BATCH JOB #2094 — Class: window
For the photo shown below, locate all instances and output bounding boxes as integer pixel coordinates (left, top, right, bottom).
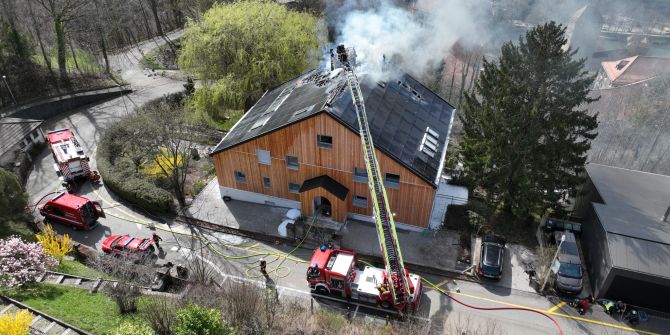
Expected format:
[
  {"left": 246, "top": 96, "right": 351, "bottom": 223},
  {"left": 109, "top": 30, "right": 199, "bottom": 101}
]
[
  {"left": 288, "top": 182, "right": 300, "bottom": 194},
  {"left": 19, "top": 139, "right": 28, "bottom": 149},
  {"left": 250, "top": 116, "right": 270, "bottom": 130},
  {"left": 317, "top": 135, "right": 333, "bottom": 148},
  {"left": 385, "top": 173, "right": 400, "bottom": 188},
  {"left": 257, "top": 149, "right": 271, "bottom": 165},
  {"left": 353, "top": 195, "right": 368, "bottom": 208},
  {"left": 353, "top": 167, "right": 368, "bottom": 183},
  {"left": 263, "top": 176, "right": 271, "bottom": 188},
  {"left": 286, "top": 155, "right": 299, "bottom": 170},
  {"left": 31, "top": 131, "right": 39, "bottom": 139},
  {"left": 234, "top": 171, "right": 246, "bottom": 183}
]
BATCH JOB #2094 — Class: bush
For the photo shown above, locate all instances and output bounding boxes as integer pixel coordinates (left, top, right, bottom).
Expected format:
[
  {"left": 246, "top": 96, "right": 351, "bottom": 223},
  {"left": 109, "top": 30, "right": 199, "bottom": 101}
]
[
  {"left": 36, "top": 224, "right": 73, "bottom": 263},
  {"left": 0, "top": 309, "right": 33, "bottom": 335},
  {"left": 174, "top": 304, "right": 231, "bottom": 335},
  {"left": 0, "top": 236, "right": 57, "bottom": 287},
  {"left": 97, "top": 125, "right": 172, "bottom": 213},
  {"left": 113, "top": 321, "right": 155, "bottom": 335}
]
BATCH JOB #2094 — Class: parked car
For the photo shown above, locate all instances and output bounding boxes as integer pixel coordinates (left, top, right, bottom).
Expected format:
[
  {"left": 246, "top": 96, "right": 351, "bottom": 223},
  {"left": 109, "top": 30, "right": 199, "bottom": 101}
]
[
  {"left": 102, "top": 234, "right": 155, "bottom": 263},
  {"left": 553, "top": 231, "right": 583, "bottom": 294},
  {"left": 478, "top": 235, "right": 506, "bottom": 279}
]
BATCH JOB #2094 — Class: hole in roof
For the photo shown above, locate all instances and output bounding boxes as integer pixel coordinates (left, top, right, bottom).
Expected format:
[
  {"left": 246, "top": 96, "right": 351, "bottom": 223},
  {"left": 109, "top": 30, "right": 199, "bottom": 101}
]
[
  {"left": 419, "top": 127, "right": 440, "bottom": 158},
  {"left": 397, "top": 80, "right": 423, "bottom": 101},
  {"left": 616, "top": 60, "right": 629, "bottom": 70}
]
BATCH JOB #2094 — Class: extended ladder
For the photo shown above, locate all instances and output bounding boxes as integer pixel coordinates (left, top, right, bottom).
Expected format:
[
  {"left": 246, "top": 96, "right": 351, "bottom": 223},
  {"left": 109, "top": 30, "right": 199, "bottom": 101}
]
[{"left": 337, "top": 47, "right": 409, "bottom": 308}]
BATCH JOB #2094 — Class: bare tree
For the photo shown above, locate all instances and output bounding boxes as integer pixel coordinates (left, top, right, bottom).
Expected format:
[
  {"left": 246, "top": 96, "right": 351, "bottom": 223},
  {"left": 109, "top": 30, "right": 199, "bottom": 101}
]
[
  {"left": 87, "top": 254, "right": 154, "bottom": 314},
  {"left": 143, "top": 296, "right": 178, "bottom": 335},
  {"left": 32, "top": 0, "right": 87, "bottom": 86},
  {"left": 133, "top": 95, "right": 197, "bottom": 209}
]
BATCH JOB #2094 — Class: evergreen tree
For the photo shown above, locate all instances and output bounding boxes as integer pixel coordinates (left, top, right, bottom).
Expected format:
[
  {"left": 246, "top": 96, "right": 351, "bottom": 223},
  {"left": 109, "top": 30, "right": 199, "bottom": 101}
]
[{"left": 459, "top": 22, "right": 598, "bottom": 221}]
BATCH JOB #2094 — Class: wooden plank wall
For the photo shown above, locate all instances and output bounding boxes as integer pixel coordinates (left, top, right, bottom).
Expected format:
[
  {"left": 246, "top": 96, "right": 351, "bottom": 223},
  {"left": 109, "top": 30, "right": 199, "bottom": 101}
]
[{"left": 212, "top": 112, "right": 436, "bottom": 228}]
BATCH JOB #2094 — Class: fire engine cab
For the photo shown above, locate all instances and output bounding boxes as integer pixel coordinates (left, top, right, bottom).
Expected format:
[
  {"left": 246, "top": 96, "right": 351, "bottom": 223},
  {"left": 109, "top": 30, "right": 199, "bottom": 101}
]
[
  {"left": 46, "top": 128, "right": 100, "bottom": 191},
  {"left": 307, "top": 246, "right": 422, "bottom": 312},
  {"left": 39, "top": 192, "right": 105, "bottom": 230}
]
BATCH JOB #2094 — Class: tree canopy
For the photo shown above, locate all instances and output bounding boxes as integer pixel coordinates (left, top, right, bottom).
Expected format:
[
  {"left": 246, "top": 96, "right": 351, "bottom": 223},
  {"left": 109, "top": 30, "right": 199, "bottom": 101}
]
[
  {"left": 179, "top": 0, "right": 319, "bottom": 124},
  {"left": 0, "top": 167, "right": 27, "bottom": 220},
  {"left": 459, "top": 22, "right": 598, "bottom": 220}
]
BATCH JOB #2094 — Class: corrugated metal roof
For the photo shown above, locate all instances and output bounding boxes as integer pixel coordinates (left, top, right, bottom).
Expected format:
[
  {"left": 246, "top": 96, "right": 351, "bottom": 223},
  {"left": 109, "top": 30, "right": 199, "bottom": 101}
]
[
  {"left": 587, "top": 163, "right": 670, "bottom": 277},
  {"left": 212, "top": 68, "right": 455, "bottom": 186},
  {"left": 0, "top": 117, "right": 42, "bottom": 156}
]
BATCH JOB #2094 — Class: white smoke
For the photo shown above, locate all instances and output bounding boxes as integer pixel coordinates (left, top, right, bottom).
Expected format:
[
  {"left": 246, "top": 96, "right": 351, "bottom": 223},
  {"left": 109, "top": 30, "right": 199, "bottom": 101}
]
[{"left": 329, "top": 0, "right": 489, "bottom": 81}]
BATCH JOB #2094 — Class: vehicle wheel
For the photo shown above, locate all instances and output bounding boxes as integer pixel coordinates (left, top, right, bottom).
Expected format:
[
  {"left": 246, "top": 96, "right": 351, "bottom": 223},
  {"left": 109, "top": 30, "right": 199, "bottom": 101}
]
[
  {"left": 315, "top": 286, "right": 329, "bottom": 295},
  {"left": 381, "top": 301, "right": 392, "bottom": 309}
]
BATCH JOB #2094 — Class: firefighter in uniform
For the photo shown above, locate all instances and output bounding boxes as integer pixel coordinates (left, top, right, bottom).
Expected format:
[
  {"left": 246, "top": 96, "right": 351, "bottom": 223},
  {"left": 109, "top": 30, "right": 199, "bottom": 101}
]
[{"left": 260, "top": 258, "right": 268, "bottom": 278}]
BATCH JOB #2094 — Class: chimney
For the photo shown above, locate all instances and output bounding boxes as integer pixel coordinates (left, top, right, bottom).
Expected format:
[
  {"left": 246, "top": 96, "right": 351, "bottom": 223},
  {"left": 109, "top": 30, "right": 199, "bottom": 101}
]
[
  {"left": 329, "top": 49, "right": 334, "bottom": 71},
  {"left": 663, "top": 205, "right": 670, "bottom": 223}
]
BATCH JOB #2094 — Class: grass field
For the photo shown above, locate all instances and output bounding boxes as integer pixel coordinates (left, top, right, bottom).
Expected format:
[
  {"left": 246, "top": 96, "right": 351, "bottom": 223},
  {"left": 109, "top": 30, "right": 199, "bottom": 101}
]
[
  {"left": 55, "top": 259, "right": 115, "bottom": 280},
  {"left": 2, "top": 283, "right": 138, "bottom": 334}
]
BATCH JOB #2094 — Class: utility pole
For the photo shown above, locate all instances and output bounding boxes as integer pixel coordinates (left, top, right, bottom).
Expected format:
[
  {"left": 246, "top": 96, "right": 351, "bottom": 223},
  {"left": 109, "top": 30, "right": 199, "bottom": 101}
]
[
  {"left": 2, "top": 75, "right": 17, "bottom": 105},
  {"left": 540, "top": 234, "right": 565, "bottom": 293}
]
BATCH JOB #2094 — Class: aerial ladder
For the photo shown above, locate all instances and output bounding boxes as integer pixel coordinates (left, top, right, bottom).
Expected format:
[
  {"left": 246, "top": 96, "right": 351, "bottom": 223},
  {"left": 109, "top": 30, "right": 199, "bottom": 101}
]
[{"left": 336, "top": 45, "right": 410, "bottom": 309}]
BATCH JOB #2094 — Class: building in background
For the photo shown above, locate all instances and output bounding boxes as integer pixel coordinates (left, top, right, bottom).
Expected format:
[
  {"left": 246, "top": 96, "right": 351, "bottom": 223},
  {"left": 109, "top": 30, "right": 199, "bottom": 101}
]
[
  {"left": 574, "top": 163, "right": 670, "bottom": 312},
  {"left": 595, "top": 55, "right": 670, "bottom": 88},
  {"left": 0, "top": 117, "right": 44, "bottom": 168}
]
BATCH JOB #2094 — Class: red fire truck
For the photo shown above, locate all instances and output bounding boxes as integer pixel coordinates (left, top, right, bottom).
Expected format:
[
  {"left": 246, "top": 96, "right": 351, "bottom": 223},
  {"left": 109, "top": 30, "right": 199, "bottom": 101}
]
[
  {"left": 46, "top": 128, "right": 100, "bottom": 192},
  {"left": 39, "top": 192, "right": 105, "bottom": 230},
  {"left": 307, "top": 46, "right": 423, "bottom": 314},
  {"left": 307, "top": 246, "right": 422, "bottom": 312}
]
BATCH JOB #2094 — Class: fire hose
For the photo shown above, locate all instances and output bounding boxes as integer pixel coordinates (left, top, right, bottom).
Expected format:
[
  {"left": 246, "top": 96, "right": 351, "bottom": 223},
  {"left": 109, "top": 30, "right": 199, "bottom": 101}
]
[{"left": 421, "top": 277, "right": 564, "bottom": 335}]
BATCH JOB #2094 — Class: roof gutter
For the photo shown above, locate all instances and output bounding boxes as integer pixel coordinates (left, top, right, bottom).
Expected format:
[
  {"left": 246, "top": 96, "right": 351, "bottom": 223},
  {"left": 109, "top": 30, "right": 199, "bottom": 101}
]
[
  {"left": 434, "top": 108, "right": 456, "bottom": 185},
  {"left": 210, "top": 90, "right": 268, "bottom": 156}
]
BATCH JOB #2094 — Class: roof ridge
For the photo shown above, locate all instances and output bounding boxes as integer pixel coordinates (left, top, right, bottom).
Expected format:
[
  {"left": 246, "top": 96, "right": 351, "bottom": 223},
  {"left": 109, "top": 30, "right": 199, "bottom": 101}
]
[{"left": 588, "top": 162, "right": 670, "bottom": 179}]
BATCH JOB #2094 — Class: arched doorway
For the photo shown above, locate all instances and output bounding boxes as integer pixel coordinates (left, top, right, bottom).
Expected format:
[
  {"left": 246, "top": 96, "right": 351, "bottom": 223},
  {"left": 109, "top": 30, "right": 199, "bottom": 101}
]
[{"left": 313, "top": 196, "right": 332, "bottom": 217}]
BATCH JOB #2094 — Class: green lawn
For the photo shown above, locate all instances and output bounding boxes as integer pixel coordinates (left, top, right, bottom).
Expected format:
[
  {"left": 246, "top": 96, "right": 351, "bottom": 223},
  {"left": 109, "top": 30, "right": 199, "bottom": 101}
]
[
  {"left": 2, "top": 283, "right": 137, "bottom": 334},
  {"left": 55, "top": 259, "right": 115, "bottom": 280}
]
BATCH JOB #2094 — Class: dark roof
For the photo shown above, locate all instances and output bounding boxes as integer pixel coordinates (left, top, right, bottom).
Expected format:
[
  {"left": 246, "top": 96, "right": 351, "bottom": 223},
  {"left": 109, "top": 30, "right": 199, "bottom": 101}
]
[
  {"left": 212, "top": 68, "right": 455, "bottom": 186},
  {"left": 586, "top": 163, "right": 670, "bottom": 278},
  {"left": 299, "top": 175, "right": 349, "bottom": 201},
  {"left": 0, "top": 117, "right": 42, "bottom": 155}
]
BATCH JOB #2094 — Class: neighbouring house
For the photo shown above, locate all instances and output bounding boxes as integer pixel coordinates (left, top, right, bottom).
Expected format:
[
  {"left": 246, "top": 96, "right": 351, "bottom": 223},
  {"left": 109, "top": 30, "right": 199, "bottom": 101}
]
[
  {"left": 0, "top": 117, "right": 45, "bottom": 168},
  {"left": 595, "top": 55, "right": 670, "bottom": 88},
  {"left": 210, "top": 68, "right": 459, "bottom": 230},
  {"left": 574, "top": 163, "right": 670, "bottom": 312}
]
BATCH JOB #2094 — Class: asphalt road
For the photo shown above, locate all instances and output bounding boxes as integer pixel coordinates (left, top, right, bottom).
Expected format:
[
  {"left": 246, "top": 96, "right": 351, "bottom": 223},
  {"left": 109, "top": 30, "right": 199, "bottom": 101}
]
[{"left": 23, "top": 34, "right": 670, "bottom": 335}]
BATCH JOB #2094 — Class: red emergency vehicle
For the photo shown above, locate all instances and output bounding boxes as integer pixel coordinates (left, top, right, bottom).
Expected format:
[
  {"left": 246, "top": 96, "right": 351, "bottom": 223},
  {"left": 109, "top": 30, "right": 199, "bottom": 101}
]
[
  {"left": 307, "top": 246, "right": 422, "bottom": 312},
  {"left": 46, "top": 128, "right": 100, "bottom": 191},
  {"left": 102, "top": 234, "right": 155, "bottom": 263},
  {"left": 39, "top": 192, "right": 105, "bottom": 230}
]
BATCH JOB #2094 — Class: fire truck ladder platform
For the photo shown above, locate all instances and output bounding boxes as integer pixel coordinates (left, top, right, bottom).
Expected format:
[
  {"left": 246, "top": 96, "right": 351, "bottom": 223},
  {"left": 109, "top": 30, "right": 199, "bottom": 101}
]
[{"left": 342, "top": 64, "right": 409, "bottom": 307}]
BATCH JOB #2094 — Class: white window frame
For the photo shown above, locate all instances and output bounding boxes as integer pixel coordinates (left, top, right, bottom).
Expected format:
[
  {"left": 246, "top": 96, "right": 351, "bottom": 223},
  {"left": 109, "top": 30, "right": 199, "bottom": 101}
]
[
  {"left": 257, "top": 149, "right": 271, "bottom": 165},
  {"left": 317, "top": 134, "right": 333, "bottom": 148},
  {"left": 353, "top": 195, "right": 368, "bottom": 208},
  {"left": 385, "top": 173, "right": 400, "bottom": 189},
  {"left": 286, "top": 155, "right": 299, "bottom": 170},
  {"left": 288, "top": 182, "right": 300, "bottom": 194}
]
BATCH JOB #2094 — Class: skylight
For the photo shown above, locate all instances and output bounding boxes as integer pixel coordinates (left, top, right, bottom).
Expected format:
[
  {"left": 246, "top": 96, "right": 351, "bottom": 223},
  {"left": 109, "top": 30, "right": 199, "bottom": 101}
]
[
  {"left": 264, "top": 86, "right": 294, "bottom": 115},
  {"left": 291, "top": 104, "right": 315, "bottom": 119},
  {"left": 419, "top": 127, "right": 440, "bottom": 157},
  {"left": 250, "top": 116, "right": 270, "bottom": 131}
]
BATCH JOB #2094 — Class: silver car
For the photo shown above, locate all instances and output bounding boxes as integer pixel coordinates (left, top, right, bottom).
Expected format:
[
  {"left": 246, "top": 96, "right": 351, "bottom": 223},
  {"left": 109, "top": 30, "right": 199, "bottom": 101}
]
[{"left": 553, "top": 231, "right": 583, "bottom": 294}]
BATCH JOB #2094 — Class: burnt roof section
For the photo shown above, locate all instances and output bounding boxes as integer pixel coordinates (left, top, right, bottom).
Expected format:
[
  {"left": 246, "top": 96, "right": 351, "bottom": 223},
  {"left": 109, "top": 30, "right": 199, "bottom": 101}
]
[
  {"left": 300, "top": 175, "right": 349, "bottom": 201},
  {"left": 0, "top": 117, "right": 43, "bottom": 155},
  {"left": 586, "top": 163, "right": 670, "bottom": 278},
  {"left": 212, "top": 68, "right": 455, "bottom": 186}
]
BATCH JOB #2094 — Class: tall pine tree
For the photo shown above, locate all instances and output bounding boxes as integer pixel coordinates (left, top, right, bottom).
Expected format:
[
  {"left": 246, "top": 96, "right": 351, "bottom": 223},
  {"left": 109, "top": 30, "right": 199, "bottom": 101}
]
[{"left": 460, "top": 22, "right": 598, "bottom": 221}]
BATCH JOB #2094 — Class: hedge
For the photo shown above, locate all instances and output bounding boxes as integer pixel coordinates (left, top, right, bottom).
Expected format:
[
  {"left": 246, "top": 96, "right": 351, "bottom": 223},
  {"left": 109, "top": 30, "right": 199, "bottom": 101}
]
[{"left": 97, "top": 124, "right": 172, "bottom": 213}]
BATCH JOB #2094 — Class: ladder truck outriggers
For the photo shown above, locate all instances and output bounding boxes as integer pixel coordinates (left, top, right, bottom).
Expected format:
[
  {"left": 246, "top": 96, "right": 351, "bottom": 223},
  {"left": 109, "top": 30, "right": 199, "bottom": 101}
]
[
  {"left": 307, "top": 45, "right": 423, "bottom": 314},
  {"left": 46, "top": 128, "right": 100, "bottom": 192}
]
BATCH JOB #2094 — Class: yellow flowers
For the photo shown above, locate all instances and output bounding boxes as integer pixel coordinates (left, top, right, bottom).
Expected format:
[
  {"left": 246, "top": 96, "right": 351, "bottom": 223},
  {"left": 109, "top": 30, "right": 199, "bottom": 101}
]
[
  {"left": 142, "top": 148, "right": 183, "bottom": 177},
  {"left": 36, "top": 224, "right": 73, "bottom": 263},
  {"left": 0, "top": 309, "right": 33, "bottom": 335}
]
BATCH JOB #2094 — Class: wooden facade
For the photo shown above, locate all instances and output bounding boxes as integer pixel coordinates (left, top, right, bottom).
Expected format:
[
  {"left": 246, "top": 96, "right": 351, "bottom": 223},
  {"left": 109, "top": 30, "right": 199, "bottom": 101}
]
[{"left": 212, "top": 112, "right": 437, "bottom": 228}]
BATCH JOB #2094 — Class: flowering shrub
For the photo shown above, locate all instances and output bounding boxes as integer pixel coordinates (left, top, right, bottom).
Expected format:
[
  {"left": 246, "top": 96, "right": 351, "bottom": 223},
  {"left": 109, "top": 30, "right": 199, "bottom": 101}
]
[
  {"left": 37, "top": 224, "right": 73, "bottom": 262},
  {"left": 0, "top": 236, "right": 57, "bottom": 287},
  {"left": 0, "top": 309, "right": 33, "bottom": 335}
]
